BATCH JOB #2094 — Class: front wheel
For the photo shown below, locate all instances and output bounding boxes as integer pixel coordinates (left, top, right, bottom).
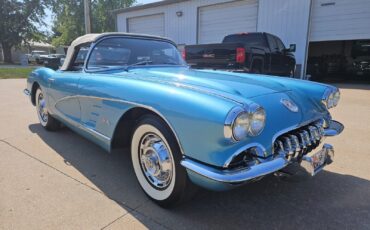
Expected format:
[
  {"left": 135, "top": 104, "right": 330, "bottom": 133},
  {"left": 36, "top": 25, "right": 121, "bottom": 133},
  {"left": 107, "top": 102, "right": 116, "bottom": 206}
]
[
  {"left": 35, "top": 88, "right": 60, "bottom": 131},
  {"left": 131, "top": 115, "right": 194, "bottom": 207}
]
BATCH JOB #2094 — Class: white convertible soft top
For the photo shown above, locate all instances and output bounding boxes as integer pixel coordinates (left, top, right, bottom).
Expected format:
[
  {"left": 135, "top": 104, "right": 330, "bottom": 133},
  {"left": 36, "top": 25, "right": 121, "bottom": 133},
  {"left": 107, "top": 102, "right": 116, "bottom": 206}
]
[{"left": 60, "top": 32, "right": 174, "bottom": 71}]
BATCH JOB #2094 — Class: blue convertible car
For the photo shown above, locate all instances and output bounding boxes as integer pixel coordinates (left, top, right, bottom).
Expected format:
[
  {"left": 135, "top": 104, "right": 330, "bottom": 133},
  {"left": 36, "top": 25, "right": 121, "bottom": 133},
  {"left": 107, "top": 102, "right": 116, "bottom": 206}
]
[{"left": 24, "top": 33, "right": 344, "bottom": 207}]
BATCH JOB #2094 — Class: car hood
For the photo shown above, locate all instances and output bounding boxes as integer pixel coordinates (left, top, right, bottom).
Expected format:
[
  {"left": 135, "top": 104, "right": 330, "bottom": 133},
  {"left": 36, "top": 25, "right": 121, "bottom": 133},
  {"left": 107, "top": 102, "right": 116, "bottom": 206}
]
[{"left": 119, "top": 67, "right": 292, "bottom": 103}]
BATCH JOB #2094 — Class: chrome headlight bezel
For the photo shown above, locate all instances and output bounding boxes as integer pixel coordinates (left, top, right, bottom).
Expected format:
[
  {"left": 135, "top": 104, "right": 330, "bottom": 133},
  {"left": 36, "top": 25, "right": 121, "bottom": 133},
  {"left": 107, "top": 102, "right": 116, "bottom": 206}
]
[
  {"left": 224, "top": 104, "right": 266, "bottom": 142},
  {"left": 322, "top": 87, "right": 340, "bottom": 109}
]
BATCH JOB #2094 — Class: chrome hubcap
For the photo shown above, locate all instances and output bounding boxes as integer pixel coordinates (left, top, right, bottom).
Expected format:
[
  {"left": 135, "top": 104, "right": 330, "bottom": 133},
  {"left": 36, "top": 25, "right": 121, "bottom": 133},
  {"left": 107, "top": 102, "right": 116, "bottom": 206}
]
[
  {"left": 139, "top": 133, "right": 173, "bottom": 189},
  {"left": 37, "top": 92, "right": 48, "bottom": 123}
]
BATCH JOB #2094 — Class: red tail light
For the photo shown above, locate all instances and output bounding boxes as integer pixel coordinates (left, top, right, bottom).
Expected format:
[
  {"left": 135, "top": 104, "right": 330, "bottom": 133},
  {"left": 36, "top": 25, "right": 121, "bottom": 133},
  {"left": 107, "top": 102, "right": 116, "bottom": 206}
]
[
  {"left": 236, "top": 47, "right": 245, "bottom": 64},
  {"left": 181, "top": 49, "right": 186, "bottom": 60}
]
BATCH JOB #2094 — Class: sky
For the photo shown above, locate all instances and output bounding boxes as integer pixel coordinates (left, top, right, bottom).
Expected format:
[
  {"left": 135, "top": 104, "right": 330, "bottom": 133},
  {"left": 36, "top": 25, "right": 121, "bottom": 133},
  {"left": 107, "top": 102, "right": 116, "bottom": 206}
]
[{"left": 42, "top": 0, "right": 162, "bottom": 33}]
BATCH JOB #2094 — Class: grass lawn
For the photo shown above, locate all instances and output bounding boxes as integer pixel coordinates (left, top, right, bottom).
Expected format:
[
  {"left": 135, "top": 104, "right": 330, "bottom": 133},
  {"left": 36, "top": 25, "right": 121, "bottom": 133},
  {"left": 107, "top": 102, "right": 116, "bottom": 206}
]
[{"left": 0, "top": 67, "right": 35, "bottom": 79}]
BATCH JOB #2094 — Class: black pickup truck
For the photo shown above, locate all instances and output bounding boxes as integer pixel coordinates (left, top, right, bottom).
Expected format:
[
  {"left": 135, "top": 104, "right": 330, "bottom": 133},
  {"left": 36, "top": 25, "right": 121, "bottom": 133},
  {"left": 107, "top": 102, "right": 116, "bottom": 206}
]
[{"left": 185, "top": 32, "right": 296, "bottom": 77}]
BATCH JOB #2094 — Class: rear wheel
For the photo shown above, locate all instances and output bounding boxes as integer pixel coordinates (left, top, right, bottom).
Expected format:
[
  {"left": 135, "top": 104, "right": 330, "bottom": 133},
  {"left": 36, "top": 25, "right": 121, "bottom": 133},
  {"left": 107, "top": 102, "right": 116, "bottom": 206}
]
[
  {"left": 131, "top": 115, "right": 194, "bottom": 207},
  {"left": 35, "top": 88, "right": 60, "bottom": 131}
]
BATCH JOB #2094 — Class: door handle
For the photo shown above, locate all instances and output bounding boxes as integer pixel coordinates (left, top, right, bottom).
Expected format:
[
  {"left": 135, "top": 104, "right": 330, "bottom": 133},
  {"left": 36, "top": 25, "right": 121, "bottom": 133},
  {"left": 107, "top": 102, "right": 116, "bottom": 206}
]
[{"left": 48, "top": 78, "right": 55, "bottom": 83}]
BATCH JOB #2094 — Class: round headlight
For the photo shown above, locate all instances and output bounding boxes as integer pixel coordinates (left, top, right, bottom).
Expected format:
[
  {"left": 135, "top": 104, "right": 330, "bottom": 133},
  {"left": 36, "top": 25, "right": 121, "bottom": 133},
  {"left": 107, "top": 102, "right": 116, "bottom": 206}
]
[
  {"left": 232, "top": 112, "right": 250, "bottom": 141},
  {"left": 332, "top": 91, "right": 340, "bottom": 107},
  {"left": 322, "top": 88, "right": 340, "bottom": 109},
  {"left": 327, "top": 92, "right": 335, "bottom": 108},
  {"left": 249, "top": 107, "right": 266, "bottom": 136},
  {"left": 230, "top": 105, "right": 266, "bottom": 141}
]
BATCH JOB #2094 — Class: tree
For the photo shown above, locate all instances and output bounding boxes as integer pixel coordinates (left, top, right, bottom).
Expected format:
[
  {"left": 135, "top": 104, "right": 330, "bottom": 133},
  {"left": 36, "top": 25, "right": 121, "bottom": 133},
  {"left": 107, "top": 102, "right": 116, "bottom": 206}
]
[
  {"left": 0, "top": 0, "right": 51, "bottom": 63},
  {"left": 92, "top": 0, "right": 135, "bottom": 33},
  {"left": 50, "top": 0, "right": 85, "bottom": 47},
  {"left": 51, "top": 0, "right": 136, "bottom": 47}
]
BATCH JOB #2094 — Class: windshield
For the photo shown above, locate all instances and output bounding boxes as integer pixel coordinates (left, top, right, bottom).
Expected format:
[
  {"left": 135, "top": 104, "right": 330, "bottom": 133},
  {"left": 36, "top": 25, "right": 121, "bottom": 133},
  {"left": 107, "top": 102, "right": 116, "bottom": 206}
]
[{"left": 87, "top": 37, "right": 185, "bottom": 70}]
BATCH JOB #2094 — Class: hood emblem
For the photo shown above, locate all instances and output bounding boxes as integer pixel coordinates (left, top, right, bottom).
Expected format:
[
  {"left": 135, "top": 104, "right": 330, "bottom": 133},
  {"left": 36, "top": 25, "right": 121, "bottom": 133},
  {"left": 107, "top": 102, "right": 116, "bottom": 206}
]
[{"left": 281, "top": 98, "right": 299, "bottom": 112}]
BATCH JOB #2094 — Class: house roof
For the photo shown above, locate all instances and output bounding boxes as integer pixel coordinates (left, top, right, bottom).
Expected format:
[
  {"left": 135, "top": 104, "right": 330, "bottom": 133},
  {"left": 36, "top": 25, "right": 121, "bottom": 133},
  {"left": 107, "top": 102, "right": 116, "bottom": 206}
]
[
  {"left": 113, "top": 0, "right": 189, "bottom": 14},
  {"left": 29, "top": 41, "right": 53, "bottom": 48}
]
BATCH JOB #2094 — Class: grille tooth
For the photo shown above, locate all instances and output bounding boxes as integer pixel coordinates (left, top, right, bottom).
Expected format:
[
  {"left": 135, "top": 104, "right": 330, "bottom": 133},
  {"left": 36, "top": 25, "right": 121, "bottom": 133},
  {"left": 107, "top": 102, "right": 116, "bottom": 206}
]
[
  {"left": 289, "top": 134, "right": 301, "bottom": 156},
  {"left": 315, "top": 123, "right": 324, "bottom": 137},
  {"left": 299, "top": 131, "right": 307, "bottom": 149},
  {"left": 308, "top": 126, "right": 318, "bottom": 145},
  {"left": 302, "top": 130, "right": 312, "bottom": 146},
  {"left": 276, "top": 140, "right": 284, "bottom": 153},
  {"left": 310, "top": 126, "right": 320, "bottom": 141},
  {"left": 282, "top": 137, "right": 293, "bottom": 155},
  {"left": 273, "top": 120, "right": 325, "bottom": 159}
]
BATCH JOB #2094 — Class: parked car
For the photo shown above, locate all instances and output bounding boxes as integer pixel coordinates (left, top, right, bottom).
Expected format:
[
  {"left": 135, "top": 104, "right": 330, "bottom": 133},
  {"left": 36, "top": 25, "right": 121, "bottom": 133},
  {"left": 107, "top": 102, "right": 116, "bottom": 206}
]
[
  {"left": 44, "top": 54, "right": 66, "bottom": 70},
  {"left": 26, "top": 50, "right": 49, "bottom": 64},
  {"left": 347, "top": 40, "right": 370, "bottom": 77},
  {"left": 350, "top": 57, "right": 370, "bottom": 77},
  {"left": 185, "top": 32, "right": 296, "bottom": 76},
  {"left": 24, "top": 33, "right": 344, "bottom": 207}
]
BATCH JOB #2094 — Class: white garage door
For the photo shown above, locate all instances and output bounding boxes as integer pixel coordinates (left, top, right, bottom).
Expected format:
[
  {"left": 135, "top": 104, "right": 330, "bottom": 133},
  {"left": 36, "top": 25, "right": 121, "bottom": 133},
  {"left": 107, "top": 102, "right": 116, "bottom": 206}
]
[
  {"left": 310, "top": 0, "right": 370, "bottom": 41},
  {"left": 198, "top": 0, "right": 258, "bottom": 44},
  {"left": 127, "top": 14, "right": 165, "bottom": 37}
]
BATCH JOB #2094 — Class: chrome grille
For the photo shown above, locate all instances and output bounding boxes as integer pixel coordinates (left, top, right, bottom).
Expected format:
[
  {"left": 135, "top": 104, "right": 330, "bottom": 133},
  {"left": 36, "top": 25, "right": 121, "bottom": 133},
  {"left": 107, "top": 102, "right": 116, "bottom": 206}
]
[{"left": 274, "top": 120, "right": 324, "bottom": 159}]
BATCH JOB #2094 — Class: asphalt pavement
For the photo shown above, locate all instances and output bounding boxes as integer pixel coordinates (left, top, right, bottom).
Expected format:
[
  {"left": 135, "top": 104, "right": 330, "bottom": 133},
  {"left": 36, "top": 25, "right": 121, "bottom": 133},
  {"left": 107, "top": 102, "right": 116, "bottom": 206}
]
[{"left": 0, "top": 79, "right": 369, "bottom": 230}]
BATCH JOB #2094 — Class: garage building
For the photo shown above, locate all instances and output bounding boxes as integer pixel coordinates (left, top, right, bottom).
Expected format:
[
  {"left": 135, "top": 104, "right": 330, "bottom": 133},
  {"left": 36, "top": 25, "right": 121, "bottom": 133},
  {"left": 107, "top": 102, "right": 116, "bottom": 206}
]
[{"left": 115, "top": 0, "right": 370, "bottom": 80}]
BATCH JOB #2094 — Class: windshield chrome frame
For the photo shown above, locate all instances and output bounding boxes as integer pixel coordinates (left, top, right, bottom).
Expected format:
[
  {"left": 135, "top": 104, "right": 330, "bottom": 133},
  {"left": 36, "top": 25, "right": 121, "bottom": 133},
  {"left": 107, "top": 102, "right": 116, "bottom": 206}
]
[{"left": 83, "top": 35, "right": 186, "bottom": 73}]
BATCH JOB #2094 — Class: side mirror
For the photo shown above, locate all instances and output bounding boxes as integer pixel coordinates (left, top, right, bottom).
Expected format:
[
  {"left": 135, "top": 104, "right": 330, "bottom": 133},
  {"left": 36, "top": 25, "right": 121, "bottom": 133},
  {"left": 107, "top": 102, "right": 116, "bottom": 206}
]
[{"left": 288, "top": 44, "right": 296, "bottom": 52}]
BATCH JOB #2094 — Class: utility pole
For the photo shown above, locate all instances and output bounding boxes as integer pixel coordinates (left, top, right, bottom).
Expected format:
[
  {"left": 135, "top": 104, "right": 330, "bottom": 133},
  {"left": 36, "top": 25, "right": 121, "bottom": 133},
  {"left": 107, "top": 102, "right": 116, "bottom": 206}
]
[{"left": 84, "top": 0, "right": 91, "bottom": 34}]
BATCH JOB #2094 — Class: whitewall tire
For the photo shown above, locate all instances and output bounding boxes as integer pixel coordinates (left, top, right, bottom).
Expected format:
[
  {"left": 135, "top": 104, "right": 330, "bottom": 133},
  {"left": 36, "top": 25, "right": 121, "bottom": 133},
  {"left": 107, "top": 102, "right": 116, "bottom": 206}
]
[
  {"left": 131, "top": 115, "right": 194, "bottom": 207},
  {"left": 35, "top": 87, "right": 60, "bottom": 131}
]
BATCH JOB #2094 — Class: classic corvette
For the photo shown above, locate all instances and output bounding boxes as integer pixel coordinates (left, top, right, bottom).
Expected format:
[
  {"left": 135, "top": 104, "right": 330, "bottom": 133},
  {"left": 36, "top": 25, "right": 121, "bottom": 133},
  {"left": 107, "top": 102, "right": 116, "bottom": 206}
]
[{"left": 24, "top": 33, "right": 344, "bottom": 207}]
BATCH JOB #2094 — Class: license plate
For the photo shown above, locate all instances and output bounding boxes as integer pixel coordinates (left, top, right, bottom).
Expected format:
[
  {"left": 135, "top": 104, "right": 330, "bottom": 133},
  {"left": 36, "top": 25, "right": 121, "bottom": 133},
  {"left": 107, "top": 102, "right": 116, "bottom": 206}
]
[
  {"left": 311, "top": 149, "right": 327, "bottom": 171},
  {"left": 301, "top": 147, "right": 330, "bottom": 176}
]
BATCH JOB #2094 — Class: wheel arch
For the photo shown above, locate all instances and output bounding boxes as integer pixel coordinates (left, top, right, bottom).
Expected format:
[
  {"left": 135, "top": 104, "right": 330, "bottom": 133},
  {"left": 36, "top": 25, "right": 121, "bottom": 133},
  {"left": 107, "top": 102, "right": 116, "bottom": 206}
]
[
  {"left": 31, "top": 81, "right": 41, "bottom": 106},
  {"left": 110, "top": 106, "right": 183, "bottom": 154}
]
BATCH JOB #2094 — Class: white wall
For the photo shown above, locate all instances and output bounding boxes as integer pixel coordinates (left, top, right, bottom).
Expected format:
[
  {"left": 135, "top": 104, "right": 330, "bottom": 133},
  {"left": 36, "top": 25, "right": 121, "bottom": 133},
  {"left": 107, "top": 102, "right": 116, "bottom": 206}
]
[
  {"left": 117, "top": 0, "right": 311, "bottom": 77},
  {"left": 117, "top": 0, "right": 248, "bottom": 45},
  {"left": 257, "top": 0, "right": 311, "bottom": 77},
  {"left": 310, "top": 0, "right": 370, "bottom": 42}
]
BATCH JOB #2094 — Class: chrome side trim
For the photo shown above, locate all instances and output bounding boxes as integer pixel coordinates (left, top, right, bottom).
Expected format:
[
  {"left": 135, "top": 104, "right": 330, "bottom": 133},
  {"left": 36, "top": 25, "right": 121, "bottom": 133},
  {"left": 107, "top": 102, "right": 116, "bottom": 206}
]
[
  {"left": 54, "top": 95, "right": 185, "bottom": 155},
  {"left": 324, "top": 120, "right": 344, "bottom": 136},
  {"left": 85, "top": 126, "right": 111, "bottom": 142},
  {"left": 129, "top": 75, "right": 243, "bottom": 105},
  {"left": 181, "top": 154, "right": 288, "bottom": 184}
]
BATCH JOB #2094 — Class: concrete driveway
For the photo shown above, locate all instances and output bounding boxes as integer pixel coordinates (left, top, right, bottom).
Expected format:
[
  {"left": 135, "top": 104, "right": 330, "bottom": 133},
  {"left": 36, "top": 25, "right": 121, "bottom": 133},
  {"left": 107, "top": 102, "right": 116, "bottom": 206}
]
[{"left": 0, "top": 79, "right": 369, "bottom": 229}]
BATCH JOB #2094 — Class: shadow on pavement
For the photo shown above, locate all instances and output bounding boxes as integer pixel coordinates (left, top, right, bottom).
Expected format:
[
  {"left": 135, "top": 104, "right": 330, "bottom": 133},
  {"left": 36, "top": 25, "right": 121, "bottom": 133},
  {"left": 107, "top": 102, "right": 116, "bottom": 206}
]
[{"left": 29, "top": 123, "right": 370, "bottom": 230}]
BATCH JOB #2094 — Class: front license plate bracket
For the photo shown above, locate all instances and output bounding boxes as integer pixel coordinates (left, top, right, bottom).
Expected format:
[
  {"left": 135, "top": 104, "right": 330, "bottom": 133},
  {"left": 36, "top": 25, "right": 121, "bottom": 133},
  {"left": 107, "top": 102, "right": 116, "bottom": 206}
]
[{"left": 300, "top": 144, "right": 334, "bottom": 176}]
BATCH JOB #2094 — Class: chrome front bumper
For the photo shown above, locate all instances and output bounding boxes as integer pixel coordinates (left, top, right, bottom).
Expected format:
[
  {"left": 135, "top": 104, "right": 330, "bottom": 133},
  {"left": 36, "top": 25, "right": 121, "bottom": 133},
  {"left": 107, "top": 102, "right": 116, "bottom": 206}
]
[{"left": 181, "top": 120, "right": 343, "bottom": 187}]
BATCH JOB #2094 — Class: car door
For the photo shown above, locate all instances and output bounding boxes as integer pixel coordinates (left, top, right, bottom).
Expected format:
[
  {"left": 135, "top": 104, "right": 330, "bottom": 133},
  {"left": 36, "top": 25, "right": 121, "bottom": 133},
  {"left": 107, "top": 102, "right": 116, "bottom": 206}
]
[
  {"left": 46, "top": 46, "right": 89, "bottom": 125},
  {"left": 77, "top": 38, "right": 133, "bottom": 140},
  {"left": 266, "top": 34, "right": 282, "bottom": 75}
]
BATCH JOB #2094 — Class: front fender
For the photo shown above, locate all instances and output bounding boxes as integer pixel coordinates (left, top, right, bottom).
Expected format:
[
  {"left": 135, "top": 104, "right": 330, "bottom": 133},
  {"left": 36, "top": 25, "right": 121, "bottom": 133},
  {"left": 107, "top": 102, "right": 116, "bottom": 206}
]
[{"left": 26, "top": 67, "right": 55, "bottom": 105}]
